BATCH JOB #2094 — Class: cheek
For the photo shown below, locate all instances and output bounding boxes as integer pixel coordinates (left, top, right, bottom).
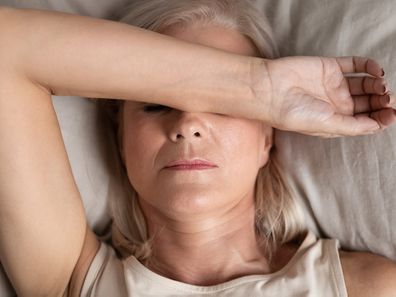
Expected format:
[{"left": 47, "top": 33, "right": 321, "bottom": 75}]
[
  {"left": 218, "top": 121, "right": 265, "bottom": 193},
  {"left": 221, "top": 121, "right": 263, "bottom": 168},
  {"left": 122, "top": 120, "right": 162, "bottom": 193}
]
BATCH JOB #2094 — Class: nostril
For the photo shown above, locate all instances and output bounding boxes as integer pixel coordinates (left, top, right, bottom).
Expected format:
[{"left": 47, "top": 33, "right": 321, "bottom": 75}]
[{"left": 194, "top": 132, "right": 201, "bottom": 137}]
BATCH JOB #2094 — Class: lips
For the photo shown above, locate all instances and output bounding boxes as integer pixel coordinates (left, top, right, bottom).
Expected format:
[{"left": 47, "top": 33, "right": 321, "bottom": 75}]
[{"left": 164, "top": 159, "right": 218, "bottom": 170}]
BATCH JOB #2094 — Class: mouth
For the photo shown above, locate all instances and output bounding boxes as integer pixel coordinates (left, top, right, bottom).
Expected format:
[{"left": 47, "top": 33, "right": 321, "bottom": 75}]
[{"left": 164, "top": 159, "right": 218, "bottom": 170}]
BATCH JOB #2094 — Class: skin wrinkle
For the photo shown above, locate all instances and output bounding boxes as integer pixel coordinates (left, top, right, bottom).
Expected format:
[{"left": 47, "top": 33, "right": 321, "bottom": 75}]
[
  {"left": 364, "top": 58, "right": 369, "bottom": 74},
  {"left": 353, "top": 56, "right": 357, "bottom": 73},
  {"left": 263, "top": 62, "right": 277, "bottom": 127},
  {"left": 361, "top": 76, "right": 366, "bottom": 94},
  {"left": 320, "top": 58, "right": 331, "bottom": 107},
  {"left": 369, "top": 90, "right": 374, "bottom": 112}
]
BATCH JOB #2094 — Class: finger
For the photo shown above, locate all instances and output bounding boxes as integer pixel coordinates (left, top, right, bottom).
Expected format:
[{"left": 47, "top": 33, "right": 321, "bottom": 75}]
[
  {"left": 348, "top": 77, "right": 388, "bottom": 95},
  {"left": 390, "top": 93, "right": 396, "bottom": 106},
  {"left": 331, "top": 77, "right": 355, "bottom": 116},
  {"left": 358, "top": 108, "right": 396, "bottom": 129},
  {"left": 336, "top": 56, "right": 384, "bottom": 77},
  {"left": 353, "top": 94, "right": 391, "bottom": 114}
]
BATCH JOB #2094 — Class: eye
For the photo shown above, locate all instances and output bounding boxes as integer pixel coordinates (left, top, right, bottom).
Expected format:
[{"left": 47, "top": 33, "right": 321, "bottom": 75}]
[{"left": 143, "top": 104, "right": 172, "bottom": 113}]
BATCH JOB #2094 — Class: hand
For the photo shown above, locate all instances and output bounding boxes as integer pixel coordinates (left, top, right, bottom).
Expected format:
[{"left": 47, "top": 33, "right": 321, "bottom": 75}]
[{"left": 263, "top": 56, "right": 396, "bottom": 137}]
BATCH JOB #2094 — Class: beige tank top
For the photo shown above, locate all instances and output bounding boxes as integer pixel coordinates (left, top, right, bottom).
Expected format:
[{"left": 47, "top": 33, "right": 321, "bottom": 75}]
[{"left": 80, "top": 231, "right": 348, "bottom": 297}]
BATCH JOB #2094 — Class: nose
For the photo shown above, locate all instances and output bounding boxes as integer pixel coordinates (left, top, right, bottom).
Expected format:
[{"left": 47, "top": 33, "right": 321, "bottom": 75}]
[{"left": 168, "top": 111, "right": 207, "bottom": 142}]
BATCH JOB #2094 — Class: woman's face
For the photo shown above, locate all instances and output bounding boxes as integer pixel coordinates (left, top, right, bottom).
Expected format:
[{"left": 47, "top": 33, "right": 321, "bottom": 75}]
[{"left": 120, "top": 23, "right": 273, "bottom": 221}]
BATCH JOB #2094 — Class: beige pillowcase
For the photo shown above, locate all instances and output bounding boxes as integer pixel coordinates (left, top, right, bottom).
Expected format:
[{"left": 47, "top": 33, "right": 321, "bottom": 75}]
[{"left": 260, "top": 0, "right": 396, "bottom": 261}]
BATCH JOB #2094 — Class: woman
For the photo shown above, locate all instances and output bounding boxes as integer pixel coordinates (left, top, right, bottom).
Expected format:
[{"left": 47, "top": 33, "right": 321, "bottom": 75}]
[{"left": 0, "top": 1, "right": 395, "bottom": 297}]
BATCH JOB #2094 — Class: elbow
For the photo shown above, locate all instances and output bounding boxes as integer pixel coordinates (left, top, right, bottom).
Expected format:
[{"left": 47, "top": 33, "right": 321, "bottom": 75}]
[{"left": 0, "top": 6, "right": 32, "bottom": 81}]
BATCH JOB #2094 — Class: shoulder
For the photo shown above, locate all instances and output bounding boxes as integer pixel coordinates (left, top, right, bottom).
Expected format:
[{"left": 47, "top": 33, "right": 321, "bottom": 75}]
[
  {"left": 339, "top": 249, "right": 396, "bottom": 297},
  {"left": 66, "top": 226, "right": 101, "bottom": 297},
  {"left": 66, "top": 227, "right": 128, "bottom": 297}
]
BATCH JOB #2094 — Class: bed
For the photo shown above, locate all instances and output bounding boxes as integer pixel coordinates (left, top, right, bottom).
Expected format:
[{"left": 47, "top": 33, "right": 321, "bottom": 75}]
[{"left": 0, "top": 0, "right": 395, "bottom": 295}]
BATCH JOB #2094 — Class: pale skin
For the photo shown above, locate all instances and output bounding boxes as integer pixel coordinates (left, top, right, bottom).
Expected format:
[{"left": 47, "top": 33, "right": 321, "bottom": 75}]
[{"left": 0, "top": 6, "right": 396, "bottom": 297}]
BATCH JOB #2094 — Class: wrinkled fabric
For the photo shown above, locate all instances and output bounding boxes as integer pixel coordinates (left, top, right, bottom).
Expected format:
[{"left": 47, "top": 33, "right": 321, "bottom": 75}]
[{"left": 268, "top": 0, "right": 396, "bottom": 261}]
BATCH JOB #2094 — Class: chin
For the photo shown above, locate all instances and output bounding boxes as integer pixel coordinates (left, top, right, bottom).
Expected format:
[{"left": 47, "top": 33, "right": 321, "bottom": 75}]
[{"left": 151, "top": 188, "right": 229, "bottom": 217}]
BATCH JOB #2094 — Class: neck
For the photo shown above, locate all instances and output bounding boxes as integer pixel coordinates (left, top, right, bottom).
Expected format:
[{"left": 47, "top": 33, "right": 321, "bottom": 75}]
[{"left": 139, "top": 196, "right": 277, "bottom": 286}]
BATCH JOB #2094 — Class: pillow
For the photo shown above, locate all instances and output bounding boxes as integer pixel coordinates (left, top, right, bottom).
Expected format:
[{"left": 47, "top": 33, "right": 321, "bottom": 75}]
[
  {"left": 260, "top": 0, "right": 396, "bottom": 261},
  {"left": 0, "top": 0, "right": 395, "bottom": 296},
  {"left": 0, "top": 0, "right": 129, "bottom": 18}
]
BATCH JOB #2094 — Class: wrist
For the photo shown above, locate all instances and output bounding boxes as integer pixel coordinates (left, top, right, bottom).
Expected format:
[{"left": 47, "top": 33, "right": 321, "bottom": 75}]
[{"left": 247, "top": 57, "right": 273, "bottom": 122}]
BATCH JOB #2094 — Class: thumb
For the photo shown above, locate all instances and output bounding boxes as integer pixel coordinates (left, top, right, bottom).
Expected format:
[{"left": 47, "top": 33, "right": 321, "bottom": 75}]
[
  {"left": 326, "top": 113, "right": 380, "bottom": 136},
  {"left": 330, "top": 78, "right": 355, "bottom": 116}
]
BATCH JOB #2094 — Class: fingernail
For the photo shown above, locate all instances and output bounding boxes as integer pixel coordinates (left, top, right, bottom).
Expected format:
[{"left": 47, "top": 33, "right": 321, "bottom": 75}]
[{"left": 381, "top": 95, "right": 391, "bottom": 105}]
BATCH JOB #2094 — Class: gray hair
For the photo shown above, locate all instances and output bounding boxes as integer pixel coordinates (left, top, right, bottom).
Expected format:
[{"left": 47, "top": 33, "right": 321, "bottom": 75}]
[
  {"left": 115, "top": 0, "right": 278, "bottom": 58},
  {"left": 100, "top": 0, "right": 305, "bottom": 263}
]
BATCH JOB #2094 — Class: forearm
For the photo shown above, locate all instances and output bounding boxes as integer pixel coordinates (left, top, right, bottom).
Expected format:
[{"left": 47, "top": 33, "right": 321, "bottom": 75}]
[{"left": 0, "top": 6, "right": 269, "bottom": 120}]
